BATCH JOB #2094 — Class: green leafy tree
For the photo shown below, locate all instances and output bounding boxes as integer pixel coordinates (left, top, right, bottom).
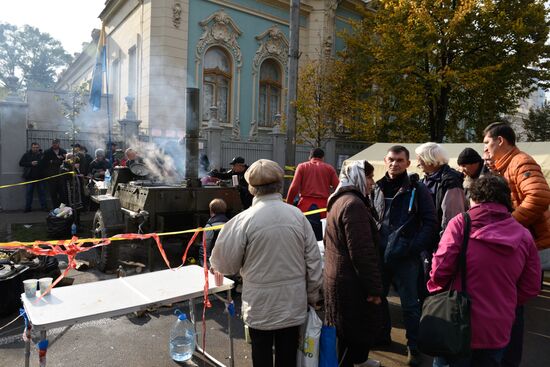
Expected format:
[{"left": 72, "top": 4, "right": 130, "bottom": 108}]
[
  {"left": 0, "top": 23, "right": 72, "bottom": 90},
  {"left": 56, "top": 83, "right": 89, "bottom": 151},
  {"left": 523, "top": 102, "right": 550, "bottom": 141},
  {"left": 295, "top": 59, "right": 352, "bottom": 146},
  {"left": 338, "top": 0, "right": 550, "bottom": 142}
]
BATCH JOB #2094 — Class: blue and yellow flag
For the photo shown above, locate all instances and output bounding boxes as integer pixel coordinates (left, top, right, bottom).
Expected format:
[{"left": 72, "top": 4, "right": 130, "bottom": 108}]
[{"left": 89, "top": 25, "right": 106, "bottom": 111}]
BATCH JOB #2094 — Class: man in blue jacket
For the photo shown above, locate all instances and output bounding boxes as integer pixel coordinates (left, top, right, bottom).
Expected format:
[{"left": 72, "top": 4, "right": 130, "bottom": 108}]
[{"left": 372, "top": 145, "right": 437, "bottom": 366}]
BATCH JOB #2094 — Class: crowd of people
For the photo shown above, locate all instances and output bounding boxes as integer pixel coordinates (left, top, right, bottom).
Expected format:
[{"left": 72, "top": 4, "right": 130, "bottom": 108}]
[
  {"left": 207, "top": 122, "right": 547, "bottom": 367},
  {"left": 18, "top": 139, "right": 138, "bottom": 212},
  {"left": 17, "top": 122, "right": 548, "bottom": 367}
]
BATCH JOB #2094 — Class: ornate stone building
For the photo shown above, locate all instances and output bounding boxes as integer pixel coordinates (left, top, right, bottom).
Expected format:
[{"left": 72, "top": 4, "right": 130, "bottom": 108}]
[{"left": 56, "top": 0, "right": 364, "bottom": 140}]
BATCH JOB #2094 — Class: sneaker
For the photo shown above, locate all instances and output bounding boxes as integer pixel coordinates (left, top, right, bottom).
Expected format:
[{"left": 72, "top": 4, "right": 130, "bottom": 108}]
[
  {"left": 407, "top": 347, "right": 421, "bottom": 366},
  {"left": 24, "top": 208, "right": 31, "bottom": 213},
  {"left": 354, "top": 359, "right": 381, "bottom": 367}
]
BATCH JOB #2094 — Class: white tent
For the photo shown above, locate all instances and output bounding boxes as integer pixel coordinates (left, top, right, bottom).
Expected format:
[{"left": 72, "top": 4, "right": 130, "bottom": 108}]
[{"left": 345, "top": 142, "right": 550, "bottom": 183}]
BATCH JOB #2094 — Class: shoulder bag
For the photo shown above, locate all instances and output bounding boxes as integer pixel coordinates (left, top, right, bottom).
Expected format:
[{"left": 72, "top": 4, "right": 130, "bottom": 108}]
[{"left": 418, "top": 212, "right": 472, "bottom": 358}]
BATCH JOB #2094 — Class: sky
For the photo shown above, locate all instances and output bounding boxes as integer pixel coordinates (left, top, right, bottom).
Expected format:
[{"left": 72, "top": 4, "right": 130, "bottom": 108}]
[{"left": 0, "top": 0, "right": 106, "bottom": 55}]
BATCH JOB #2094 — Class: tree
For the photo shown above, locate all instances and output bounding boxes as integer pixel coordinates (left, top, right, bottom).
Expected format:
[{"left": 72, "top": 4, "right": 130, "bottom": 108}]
[
  {"left": 56, "top": 83, "right": 89, "bottom": 151},
  {"left": 0, "top": 23, "right": 72, "bottom": 90},
  {"left": 295, "top": 59, "right": 352, "bottom": 146},
  {"left": 523, "top": 102, "right": 550, "bottom": 141},
  {"left": 338, "top": 0, "right": 550, "bottom": 142}
]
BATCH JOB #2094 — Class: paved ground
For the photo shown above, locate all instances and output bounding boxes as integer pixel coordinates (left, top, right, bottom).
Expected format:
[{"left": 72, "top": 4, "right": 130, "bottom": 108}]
[{"left": 1, "top": 210, "right": 549, "bottom": 367}]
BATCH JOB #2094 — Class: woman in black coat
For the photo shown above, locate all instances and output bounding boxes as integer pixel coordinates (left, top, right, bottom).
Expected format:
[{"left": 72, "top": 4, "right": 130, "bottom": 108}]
[{"left": 324, "top": 160, "right": 384, "bottom": 367}]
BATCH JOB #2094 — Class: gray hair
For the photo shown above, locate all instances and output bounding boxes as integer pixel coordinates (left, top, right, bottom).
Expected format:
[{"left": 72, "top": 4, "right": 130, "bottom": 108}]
[
  {"left": 95, "top": 148, "right": 105, "bottom": 158},
  {"left": 248, "top": 181, "right": 283, "bottom": 197},
  {"left": 415, "top": 142, "right": 449, "bottom": 166}
]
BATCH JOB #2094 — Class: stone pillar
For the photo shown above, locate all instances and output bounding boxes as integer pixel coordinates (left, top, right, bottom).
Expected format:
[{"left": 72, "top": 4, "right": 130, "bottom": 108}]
[
  {"left": 204, "top": 106, "right": 223, "bottom": 170},
  {"left": 0, "top": 77, "right": 28, "bottom": 211},
  {"left": 269, "top": 123, "right": 286, "bottom": 168},
  {"left": 118, "top": 96, "right": 141, "bottom": 149},
  {"left": 324, "top": 135, "right": 337, "bottom": 168}
]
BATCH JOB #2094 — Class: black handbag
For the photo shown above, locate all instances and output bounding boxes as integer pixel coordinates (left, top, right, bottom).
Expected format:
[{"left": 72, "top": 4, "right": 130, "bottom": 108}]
[{"left": 418, "top": 212, "right": 472, "bottom": 358}]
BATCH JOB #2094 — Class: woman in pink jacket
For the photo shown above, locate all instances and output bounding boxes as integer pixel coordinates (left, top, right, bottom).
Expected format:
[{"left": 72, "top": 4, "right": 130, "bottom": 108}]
[{"left": 429, "top": 175, "right": 541, "bottom": 367}]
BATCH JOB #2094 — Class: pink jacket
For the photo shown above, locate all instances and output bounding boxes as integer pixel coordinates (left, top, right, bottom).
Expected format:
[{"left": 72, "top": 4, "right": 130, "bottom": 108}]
[{"left": 428, "top": 202, "right": 541, "bottom": 349}]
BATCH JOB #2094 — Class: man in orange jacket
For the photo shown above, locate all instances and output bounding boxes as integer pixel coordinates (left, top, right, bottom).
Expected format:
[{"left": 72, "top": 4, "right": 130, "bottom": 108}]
[
  {"left": 286, "top": 148, "right": 339, "bottom": 238},
  {"left": 483, "top": 121, "right": 550, "bottom": 367}
]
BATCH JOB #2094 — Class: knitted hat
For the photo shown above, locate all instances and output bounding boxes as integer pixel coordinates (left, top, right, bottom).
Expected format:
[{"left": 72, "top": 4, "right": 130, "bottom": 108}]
[
  {"left": 457, "top": 148, "right": 482, "bottom": 165},
  {"left": 244, "top": 159, "right": 284, "bottom": 186}
]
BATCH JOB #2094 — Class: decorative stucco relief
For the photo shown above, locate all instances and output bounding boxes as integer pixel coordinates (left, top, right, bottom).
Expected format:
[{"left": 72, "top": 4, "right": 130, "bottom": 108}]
[
  {"left": 252, "top": 25, "right": 289, "bottom": 75},
  {"left": 196, "top": 9, "right": 243, "bottom": 68}
]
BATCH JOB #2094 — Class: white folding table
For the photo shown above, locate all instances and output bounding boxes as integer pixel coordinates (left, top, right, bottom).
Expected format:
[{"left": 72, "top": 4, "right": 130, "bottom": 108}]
[{"left": 21, "top": 265, "right": 234, "bottom": 367}]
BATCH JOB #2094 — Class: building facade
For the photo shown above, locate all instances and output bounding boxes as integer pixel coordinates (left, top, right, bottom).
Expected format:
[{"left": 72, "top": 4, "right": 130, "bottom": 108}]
[{"left": 56, "top": 0, "right": 363, "bottom": 141}]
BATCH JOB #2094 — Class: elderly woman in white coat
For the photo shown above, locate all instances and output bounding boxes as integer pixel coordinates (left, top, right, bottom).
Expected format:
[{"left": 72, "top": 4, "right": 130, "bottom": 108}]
[{"left": 210, "top": 159, "right": 323, "bottom": 367}]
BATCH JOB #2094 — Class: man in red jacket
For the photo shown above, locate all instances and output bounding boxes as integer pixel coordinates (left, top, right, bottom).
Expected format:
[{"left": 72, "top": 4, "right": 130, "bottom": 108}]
[{"left": 286, "top": 148, "right": 339, "bottom": 221}]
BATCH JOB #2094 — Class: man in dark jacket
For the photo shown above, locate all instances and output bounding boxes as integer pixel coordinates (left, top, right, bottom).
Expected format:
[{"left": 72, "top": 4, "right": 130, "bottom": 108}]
[
  {"left": 19, "top": 142, "right": 48, "bottom": 212},
  {"left": 41, "top": 138, "right": 67, "bottom": 208},
  {"left": 372, "top": 145, "right": 438, "bottom": 366},
  {"left": 208, "top": 156, "right": 253, "bottom": 209}
]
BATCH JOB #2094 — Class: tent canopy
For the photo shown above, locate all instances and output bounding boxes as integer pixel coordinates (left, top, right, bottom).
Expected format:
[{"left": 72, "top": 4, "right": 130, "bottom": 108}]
[{"left": 345, "top": 142, "right": 550, "bottom": 183}]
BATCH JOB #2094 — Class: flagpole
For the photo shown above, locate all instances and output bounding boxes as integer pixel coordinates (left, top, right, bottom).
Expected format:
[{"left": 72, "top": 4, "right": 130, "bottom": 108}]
[{"left": 104, "top": 55, "right": 112, "bottom": 166}]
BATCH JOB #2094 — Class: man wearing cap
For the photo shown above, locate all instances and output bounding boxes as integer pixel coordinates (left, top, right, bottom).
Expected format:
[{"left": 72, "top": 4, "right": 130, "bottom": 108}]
[
  {"left": 210, "top": 159, "right": 322, "bottom": 367},
  {"left": 41, "top": 139, "right": 67, "bottom": 208},
  {"left": 209, "top": 156, "right": 253, "bottom": 209},
  {"left": 457, "top": 147, "right": 487, "bottom": 200},
  {"left": 286, "top": 148, "right": 339, "bottom": 219}
]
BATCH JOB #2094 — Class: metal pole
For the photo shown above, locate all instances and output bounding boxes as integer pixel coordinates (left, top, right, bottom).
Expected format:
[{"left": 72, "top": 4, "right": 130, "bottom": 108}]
[
  {"left": 285, "top": 0, "right": 300, "bottom": 168},
  {"left": 227, "top": 289, "right": 234, "bottom": 367}
]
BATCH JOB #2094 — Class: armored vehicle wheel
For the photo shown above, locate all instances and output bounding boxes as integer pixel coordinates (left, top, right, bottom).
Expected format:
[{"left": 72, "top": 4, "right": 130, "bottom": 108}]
[{"left": 93, "top": 210, "right": 120, "bottom": 272}]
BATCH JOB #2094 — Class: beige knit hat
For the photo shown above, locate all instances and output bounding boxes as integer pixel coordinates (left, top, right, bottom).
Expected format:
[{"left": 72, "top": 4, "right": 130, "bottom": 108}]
[{"left": 244, "top": 159, "right": 284, "bottom": 186}]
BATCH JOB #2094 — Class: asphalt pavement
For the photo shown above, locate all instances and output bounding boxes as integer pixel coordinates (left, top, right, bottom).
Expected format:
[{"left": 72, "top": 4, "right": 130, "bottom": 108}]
[{"left": 1, "top": 210, "right": 549, "bottom": 367}]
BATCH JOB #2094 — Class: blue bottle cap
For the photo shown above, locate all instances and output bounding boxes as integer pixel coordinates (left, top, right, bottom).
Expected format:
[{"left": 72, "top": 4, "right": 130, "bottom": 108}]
[{"left": 174, "top": 309, "right": 187, "bottom": 321}]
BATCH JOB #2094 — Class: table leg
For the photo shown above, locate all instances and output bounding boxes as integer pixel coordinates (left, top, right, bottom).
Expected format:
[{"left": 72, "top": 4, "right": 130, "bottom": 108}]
[
  {"left": 39, "top": 330, "right": 47, "bottom": 367},
  {"left": 188, "top": 298, "right": 198, "bottom": 344},
  {"left": 24, "top": 332, "right": 31, "bottom": 367},
  {"left": 227, "top": 289, "right": 234, "bottom": 367}
]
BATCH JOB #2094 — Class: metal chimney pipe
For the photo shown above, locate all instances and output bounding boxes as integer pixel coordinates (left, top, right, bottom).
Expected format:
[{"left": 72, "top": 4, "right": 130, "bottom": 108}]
[{"left": 184, "top": 88, "right": 199, "bottom": 180}]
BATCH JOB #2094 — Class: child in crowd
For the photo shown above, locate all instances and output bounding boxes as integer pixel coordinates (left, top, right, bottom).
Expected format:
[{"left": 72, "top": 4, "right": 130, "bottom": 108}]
[{"left": 200, "top": 198, "right": 229, "bottom": 267}]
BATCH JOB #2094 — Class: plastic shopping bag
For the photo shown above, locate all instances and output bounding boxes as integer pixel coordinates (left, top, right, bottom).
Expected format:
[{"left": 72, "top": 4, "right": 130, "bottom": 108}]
[
  {"left": 297, "top": 306, "right": 322, "bottom": 367},
  {"left": 319, "top": 325, "right": 338, "bottom": 367}
]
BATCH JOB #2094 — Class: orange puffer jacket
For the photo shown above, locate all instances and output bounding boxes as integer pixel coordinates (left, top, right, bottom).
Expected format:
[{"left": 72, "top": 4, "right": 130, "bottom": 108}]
[{"left": 495, "top": 147, "right": 550, "bottom": 249}]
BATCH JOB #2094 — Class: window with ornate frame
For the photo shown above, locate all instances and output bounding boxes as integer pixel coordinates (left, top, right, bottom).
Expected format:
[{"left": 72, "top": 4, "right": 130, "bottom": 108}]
[
  {"left": 258, "top": 59, "right": 282, "bottom": 127},
  {"left": 202, "top": 47, "right": 232, "bottom": 123}
]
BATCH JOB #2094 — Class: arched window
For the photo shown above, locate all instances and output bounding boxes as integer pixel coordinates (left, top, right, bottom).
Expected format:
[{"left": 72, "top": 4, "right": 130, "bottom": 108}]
[
  {"left": 258, "top": 59, "right": 282, "bottom": 127},
  {"left": 202, "top": 47, "right": 231, "bottom": 123}
]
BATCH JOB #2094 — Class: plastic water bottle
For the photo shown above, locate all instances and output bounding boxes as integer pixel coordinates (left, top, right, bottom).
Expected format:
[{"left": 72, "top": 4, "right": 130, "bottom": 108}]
[
  {"left": 71, "top": 223, "right": 77, "bottom": 236},
  {"left": 169, "top": 309, "right": 196, "bottom": 362},
  {"left": 104, "top": 169, "right": 111, "bottom": 190}
]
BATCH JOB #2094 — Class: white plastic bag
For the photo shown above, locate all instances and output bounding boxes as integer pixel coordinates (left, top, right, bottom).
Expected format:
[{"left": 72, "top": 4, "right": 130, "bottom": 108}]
[{"left": 297, "top": 306, "right": 322, "bottom": 367}]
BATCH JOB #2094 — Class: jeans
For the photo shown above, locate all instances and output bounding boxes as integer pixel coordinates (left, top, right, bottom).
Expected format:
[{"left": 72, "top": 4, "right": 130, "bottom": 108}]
[
  {"left": 381, "top": 257, "right": 421, "bottom": 348},
  {"left": 25, "top": 182, "right": 47, "bottom": 210},
  {"left": 502, "top": 306, "right": 524, "bottom": 367},
  {"left": 249, "top": 325, "right": 300, "bottom": 367},
  {"left": 433, "top": 348, "right": 505, "bottom": 367}
]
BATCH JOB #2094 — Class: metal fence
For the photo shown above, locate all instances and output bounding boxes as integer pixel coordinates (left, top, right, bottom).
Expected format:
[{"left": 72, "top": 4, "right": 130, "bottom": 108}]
[{"left": 221, "top": 140, "right": 273, "bottom": 168}]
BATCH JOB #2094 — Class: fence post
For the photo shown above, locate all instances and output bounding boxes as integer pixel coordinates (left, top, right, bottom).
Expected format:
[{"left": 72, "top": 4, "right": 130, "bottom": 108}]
[
  {"left": 324, "top": 135, "right": 337, "bottom": 168},
  {"left": 205, "top": 106, "right": 223, "bottom": 170},
  {"left": 0, "top": 77, "right": 28, "bottom": 211},
  {"left": 269, "top": 125, "right": 286, "bottom": 168},
  {"left": 118, "top": 96, "right": 141, "bottom": 149}
]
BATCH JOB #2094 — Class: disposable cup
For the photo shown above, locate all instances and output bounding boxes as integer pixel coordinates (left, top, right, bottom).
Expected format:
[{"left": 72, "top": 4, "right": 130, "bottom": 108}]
[
  {"left": 23, "top": 279, "right": 38, "bottom": 298},
  {"left": 214, "top": 272, "right": 224, "bottom": 287},
  {"left": 232, "top": 175, "right": 239, "bottom": 187},
  {"left": 38, "top": 277, "right": 53, "bottom": 295}
]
